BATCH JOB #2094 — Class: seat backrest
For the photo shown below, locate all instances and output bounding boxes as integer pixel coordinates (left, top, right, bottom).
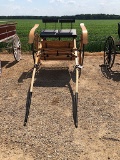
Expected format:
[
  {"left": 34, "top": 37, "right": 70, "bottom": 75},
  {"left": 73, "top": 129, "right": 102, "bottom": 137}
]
[
  {"left": 59, "top": 19, "right": 75, "bottom": 29},
  {"left": 42, "top": 18, "right": 58, "bottom": 29},
  {"left": 118, "top": 22, "right": 120, "bottom": 38}
]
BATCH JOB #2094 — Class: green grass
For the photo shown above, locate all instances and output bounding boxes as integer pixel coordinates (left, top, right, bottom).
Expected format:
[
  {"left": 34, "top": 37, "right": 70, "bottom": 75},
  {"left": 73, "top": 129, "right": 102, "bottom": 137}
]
[{"left": 0, "top": 19, "right": 120, "bottom": 52}]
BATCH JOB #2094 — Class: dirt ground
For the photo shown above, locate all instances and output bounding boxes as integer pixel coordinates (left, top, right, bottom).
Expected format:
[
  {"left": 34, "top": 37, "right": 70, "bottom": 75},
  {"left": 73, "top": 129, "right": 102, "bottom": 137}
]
[{"left": 0, "top": 52, "right": 120, "bottom": 160}]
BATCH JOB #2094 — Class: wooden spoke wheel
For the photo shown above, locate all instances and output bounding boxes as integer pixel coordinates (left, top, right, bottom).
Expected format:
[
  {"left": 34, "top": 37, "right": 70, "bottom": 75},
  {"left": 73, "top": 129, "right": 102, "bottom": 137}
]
[
  {"left": 104, "top": 36, "right": 116, "bottom": 69},
  {"left": 13, "top": 35, "right": 21, "bottom": 61}
]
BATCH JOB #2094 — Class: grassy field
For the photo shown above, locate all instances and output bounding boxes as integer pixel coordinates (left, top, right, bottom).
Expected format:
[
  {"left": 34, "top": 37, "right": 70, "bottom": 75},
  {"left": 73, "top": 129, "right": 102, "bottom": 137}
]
[{"left": 1, "top": 19, "right": 120, "bottom": 52}]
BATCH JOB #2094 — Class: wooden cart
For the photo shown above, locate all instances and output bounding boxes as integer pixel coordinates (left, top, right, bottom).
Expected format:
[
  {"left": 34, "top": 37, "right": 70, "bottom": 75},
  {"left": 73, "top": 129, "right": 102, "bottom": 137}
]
[
  {"left": 24, "top": 18, "right": 88, "bottom": 127},
  {"left": 0, "top": 21, "right": 21, "bottom": 74}
]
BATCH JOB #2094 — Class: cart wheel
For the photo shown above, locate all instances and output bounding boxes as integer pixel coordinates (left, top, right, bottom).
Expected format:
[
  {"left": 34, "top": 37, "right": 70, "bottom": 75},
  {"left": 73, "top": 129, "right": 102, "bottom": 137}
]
[
  {"left": 13, "top": 35, "right": 21, "bottom": 61},
  {"left": 104, "top": 36, "right": 116, "bottom": 69}
]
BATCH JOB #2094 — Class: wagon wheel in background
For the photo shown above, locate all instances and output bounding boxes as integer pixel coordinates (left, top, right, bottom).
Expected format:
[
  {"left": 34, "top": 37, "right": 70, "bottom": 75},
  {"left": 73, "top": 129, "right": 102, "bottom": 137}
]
[
  {"left": 12, "top": 34, "right": 21, "bottom": 61},
  {"left": 104, "top": 36, "right": 116, "bottom": 69}
]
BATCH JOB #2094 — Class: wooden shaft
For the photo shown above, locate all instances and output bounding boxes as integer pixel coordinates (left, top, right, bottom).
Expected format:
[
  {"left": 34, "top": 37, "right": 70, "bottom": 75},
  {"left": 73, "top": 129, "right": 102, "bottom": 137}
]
[
  {"left": 74, "top": 38, "right": 79, "bottom": 94},
  {"left": 76, "top": 68, "right": 79, "bottom": 93},
  {"left": 30, "top": 56, "right": 39, "bottom": 92},
  {"left": 79, "top": 38, "right": 83, "bottom": 65},
  {"left": 28, "top": 24, "right": 39, "bottom": 44},
  {"left": 30, "top": 67, "right": 36, "bottom": 92}
]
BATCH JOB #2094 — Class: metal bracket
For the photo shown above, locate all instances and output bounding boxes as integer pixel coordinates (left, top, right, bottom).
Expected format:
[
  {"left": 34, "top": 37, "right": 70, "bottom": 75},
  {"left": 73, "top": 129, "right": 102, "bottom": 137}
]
[
  {"left": 75, "top": 64, "right": 83, "bottom": 69},
  {"left": 34, "top": 64, "right": 38, "bottom": 68}
]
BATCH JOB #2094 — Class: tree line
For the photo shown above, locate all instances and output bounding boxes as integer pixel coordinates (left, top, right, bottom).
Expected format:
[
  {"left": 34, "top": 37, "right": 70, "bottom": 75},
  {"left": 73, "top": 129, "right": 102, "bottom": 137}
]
[{"left": 0, "top": 14, "right": 120, "bottom": 20}]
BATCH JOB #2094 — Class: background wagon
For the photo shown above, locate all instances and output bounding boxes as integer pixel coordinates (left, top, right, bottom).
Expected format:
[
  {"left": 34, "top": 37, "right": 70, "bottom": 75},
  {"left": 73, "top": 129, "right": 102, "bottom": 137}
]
[
  {"left": 0, "top": 21, "right": 21, "bottom": 74},
  {"left": 104, "top": 22, "right": 120, "bottom": 69}
]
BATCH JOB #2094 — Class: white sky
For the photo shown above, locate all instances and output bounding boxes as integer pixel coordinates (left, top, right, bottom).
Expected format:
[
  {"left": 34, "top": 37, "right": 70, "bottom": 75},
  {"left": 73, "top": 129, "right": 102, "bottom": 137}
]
[{"left": 0, "top": 0, "right": 120, "bottom": 16}]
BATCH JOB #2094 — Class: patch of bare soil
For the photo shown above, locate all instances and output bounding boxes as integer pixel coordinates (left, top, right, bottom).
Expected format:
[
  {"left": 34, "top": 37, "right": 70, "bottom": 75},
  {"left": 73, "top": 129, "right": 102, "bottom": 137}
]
[{"left": 0, "top": 52, "right": 120, "bottom": 160}]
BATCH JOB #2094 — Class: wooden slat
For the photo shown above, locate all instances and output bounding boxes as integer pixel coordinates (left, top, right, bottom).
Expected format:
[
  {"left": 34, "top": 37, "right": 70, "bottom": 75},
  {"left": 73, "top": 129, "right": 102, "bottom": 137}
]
[
  {"left": 0, "top": 23, "right": 16, "bottom": 41},
  {"left": 0, "top": 27, "right": 7, "bottom": 34},
  {"left": 42, "top": 48, "right": 72, "bottom": 54},
  {"left": 41, "top": 40, "right": 74, "bottom": 48},
  {"left": 7, "top": 31, "right": 16, "bottom": 37},
  {"left": 40, "top": 40, "right": 75, "bottom": 60},
  {"left": 0, "top": 33, "right": 7, "bottom": 40},
  {"left": 41, "top": 54, "right": 75, "bottom": 60},
  {"left": 6, "top": 25, "right": 16, "bottom": 32}
]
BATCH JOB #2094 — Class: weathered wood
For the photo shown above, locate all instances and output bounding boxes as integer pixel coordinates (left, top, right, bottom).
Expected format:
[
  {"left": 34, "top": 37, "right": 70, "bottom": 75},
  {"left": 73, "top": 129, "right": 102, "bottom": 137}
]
[{"left": 0, "top": 23, "right": 16, "bottom": 42}]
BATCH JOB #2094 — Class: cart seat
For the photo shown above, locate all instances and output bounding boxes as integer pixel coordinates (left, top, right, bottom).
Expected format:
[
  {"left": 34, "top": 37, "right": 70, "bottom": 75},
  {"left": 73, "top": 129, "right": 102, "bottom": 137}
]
[
  {"left": 58, "top": 29, "right": 76, "bottom": 37},
  {"left": 59, "top": 19, "right": 75, "bottom": 29},
  {"left": 40, "top": 29, "right": 58, "bottom": 37},
  {"left": 40, "top": 29, "right": 77, "bottom": 38}
]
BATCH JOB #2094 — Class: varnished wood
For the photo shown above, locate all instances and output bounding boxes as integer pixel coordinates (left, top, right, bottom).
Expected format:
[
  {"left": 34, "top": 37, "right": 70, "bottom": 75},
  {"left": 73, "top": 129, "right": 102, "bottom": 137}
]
[
  {"left": 28, "top": 24, "right": 39, "bottom": 44},
  {"left": 80, "top": 23, "right": 88, "bottom": 45}
]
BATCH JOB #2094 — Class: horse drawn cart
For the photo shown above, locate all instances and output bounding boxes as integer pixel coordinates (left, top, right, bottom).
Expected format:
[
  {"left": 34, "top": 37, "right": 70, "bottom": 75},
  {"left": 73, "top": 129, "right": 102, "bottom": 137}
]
[
  {"left": 104, "top": 22, "right": 120, "bottom": 69},
  {"left": 0, "top": 21, "right": 21, "bottom": 74},
  {"left": 24, "top": 18, "right": 88, "bottom": 127}
]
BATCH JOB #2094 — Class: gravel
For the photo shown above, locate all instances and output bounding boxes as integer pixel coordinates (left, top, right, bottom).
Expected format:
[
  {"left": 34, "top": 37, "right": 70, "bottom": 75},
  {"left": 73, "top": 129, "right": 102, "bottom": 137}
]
[{"left": 0, "top": 53, "right": 120, "bottom": 160}]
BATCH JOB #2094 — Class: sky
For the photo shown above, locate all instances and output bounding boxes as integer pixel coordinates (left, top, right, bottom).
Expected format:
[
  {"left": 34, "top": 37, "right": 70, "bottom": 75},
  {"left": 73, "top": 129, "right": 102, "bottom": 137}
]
[{"left": 0, "top": 0, "right": 120, "bottom": 16}]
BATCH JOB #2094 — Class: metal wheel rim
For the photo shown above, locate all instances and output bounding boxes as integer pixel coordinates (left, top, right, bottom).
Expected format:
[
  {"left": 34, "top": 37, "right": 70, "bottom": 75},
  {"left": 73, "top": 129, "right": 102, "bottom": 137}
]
[
  {"left": 104, "top": 36, "right": 115, "bottom": 69},
  {"left": 13, "top": 35, "right": 21, "bottom": 61}
]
